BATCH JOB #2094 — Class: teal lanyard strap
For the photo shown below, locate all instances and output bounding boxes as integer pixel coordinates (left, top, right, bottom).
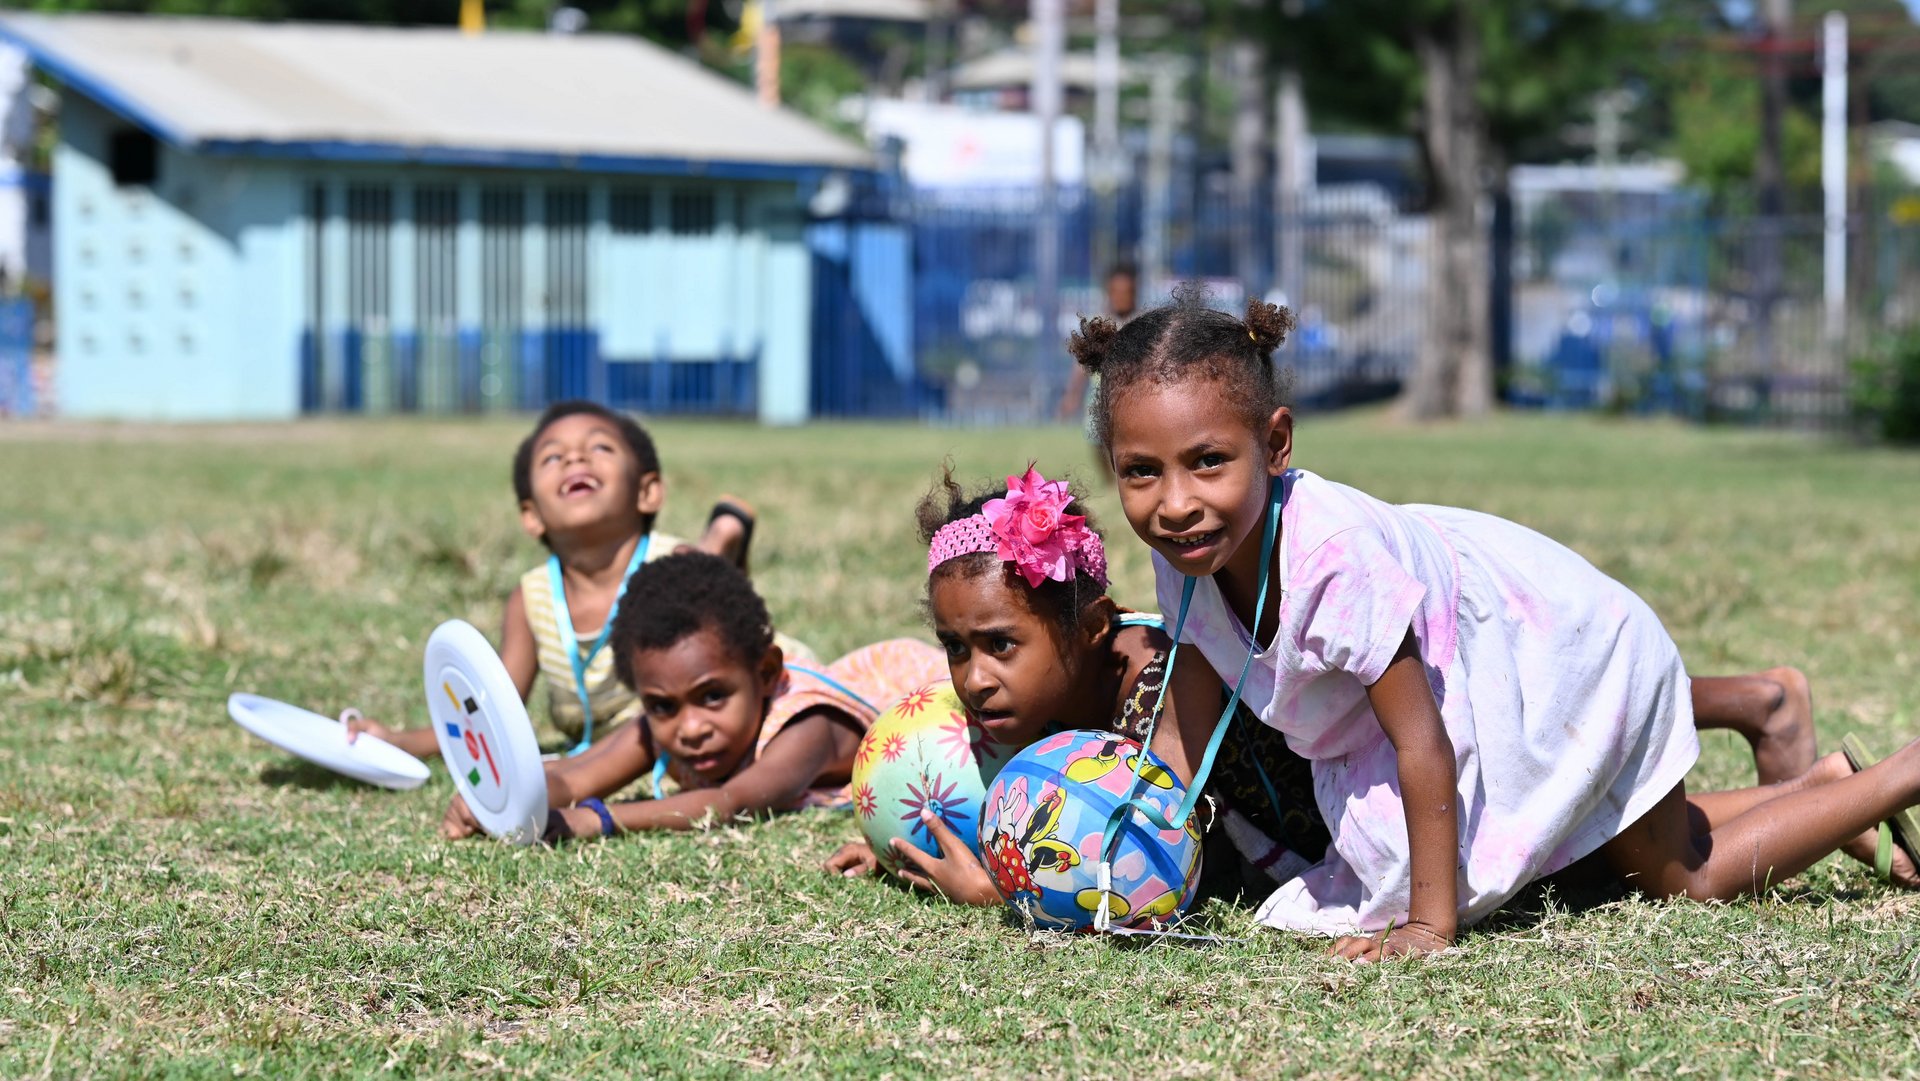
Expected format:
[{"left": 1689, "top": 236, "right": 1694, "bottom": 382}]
[
  {"left": 650, "top": 661, "right": 871, "bottom": 789},
  {"left": 1116, "top": 608, "right": 1288, "bottom": 835},
  {"left": 549, "top": 534, "right": 651, "bottom": 757},
  {"left": 1096, "top": 473, "right": 1287, "bottom": 912},
  {"left": 779, "top": 664, "right": 877, "bottom": 713}
]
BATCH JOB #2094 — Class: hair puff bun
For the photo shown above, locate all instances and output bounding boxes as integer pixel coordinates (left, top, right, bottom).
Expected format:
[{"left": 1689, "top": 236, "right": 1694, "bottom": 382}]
[
  {"left": 1069, "top": 315, "right": 1120, "bottom": 372},
  {"left": 1244, "top": 300, "right": 1296, "bottom": 355}
]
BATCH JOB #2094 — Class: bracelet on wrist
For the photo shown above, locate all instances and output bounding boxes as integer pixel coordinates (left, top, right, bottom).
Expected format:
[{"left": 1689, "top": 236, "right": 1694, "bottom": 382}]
[{"left": 578, "top": 797, "right": 616, "bottom": 838}]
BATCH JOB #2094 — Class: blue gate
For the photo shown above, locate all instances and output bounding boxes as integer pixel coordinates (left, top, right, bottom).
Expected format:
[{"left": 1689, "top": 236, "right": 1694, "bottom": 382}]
[{"left": 0, "top": 298, "right": 32, "bottom": 416}]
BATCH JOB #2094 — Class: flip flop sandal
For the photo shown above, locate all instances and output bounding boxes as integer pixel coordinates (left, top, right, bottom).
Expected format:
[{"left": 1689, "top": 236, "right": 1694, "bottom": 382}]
[
  {"left": 1841, "top": 733, "right": 1920, "bottom": 883},
  {"left": 707, "top": 500, "right": 756, "bottom": 574}
]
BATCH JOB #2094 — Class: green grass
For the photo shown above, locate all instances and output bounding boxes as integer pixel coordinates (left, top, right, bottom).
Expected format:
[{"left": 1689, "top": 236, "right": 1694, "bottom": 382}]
[{"left": 2, "top": 413, "right": 1919, "bottom": 1079}]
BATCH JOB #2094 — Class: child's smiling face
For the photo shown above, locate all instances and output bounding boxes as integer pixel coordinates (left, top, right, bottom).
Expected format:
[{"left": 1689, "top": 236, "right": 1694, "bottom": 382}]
[
  {"left": 930, "top": 568, "right": 1089, "bottom": 747},
  {"left": 1108, "top": 376, "right": 1292, "bottom": 581},
  {"left": 630, "top": 625, "right": 782, "bottom": 784},
  {"left": 519, "top": 413, "right": 663, "bottom": 544}
]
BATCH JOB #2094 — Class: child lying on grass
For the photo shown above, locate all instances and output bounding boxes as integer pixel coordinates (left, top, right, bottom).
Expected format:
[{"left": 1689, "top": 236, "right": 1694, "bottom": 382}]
[
  {"left": 348, "top": 400, "right": 756, "bottom": 758},
  {"left": 443, "top": 552, "right": 947, "bottom": 841}
]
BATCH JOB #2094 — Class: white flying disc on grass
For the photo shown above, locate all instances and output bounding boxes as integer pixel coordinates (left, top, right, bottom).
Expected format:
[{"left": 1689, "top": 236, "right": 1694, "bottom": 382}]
[
  {"left": 424, "top": 619, "right": 548, "bottom": 845},
  {"left": 227, "top": 693, "right": 431, "bottom": 790}
]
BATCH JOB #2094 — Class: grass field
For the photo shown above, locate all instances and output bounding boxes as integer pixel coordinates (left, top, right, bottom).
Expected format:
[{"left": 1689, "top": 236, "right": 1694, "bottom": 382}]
[{"left": 3, "top": 412, "right": 1919, "bottom": 1079}]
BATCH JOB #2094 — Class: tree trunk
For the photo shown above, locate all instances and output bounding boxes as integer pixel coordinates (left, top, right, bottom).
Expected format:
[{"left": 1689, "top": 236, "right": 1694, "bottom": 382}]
[{"left": 1405, "top": 1, "right": 1493, "bottom": 420}]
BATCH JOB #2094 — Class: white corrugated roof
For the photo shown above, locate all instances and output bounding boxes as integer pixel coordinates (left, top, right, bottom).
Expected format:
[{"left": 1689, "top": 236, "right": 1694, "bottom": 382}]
[
  {"left": 949, "top": 47, "right": 1139, "bottom": 93},
  {"left": 777, "top": 0, "right": 931, "bottom": 21},
  {"left": 0, "top": 13, "right": 871, "bottom": 174}
]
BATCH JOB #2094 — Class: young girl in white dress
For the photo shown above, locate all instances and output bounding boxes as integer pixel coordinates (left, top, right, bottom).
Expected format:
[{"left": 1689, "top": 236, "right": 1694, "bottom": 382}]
[{"left": 1069, "top": 288, "right": 1920, "bottom": 961}]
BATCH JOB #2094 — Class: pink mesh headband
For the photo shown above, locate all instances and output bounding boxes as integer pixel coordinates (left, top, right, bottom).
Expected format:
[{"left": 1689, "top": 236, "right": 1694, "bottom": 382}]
[{"left": 927, "top": 466, "right": 1109, "bottom": 589}]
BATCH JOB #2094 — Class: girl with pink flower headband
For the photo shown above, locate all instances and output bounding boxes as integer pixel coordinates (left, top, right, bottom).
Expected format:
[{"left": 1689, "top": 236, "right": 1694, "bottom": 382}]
[
  {"left": 827, "top": 464, "right": 1335, "bottom": 902},
  {"left": 827, "top": 462, "right": 1844, "bottom": 912}
]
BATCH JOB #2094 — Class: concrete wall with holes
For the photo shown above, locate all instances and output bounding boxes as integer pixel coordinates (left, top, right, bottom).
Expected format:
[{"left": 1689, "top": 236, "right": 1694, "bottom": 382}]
[
  {"left": 54, "top": 96, "right": 303, "bottom": 419},
  {"left": 50, "top": 95, "right": 818, "bottom": 422}
]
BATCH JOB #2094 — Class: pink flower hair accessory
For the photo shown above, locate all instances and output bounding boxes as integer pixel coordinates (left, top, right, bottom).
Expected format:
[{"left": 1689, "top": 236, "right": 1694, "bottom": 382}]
[{"left": 926, "top": 466, "right": 1109, "bottom": 589}]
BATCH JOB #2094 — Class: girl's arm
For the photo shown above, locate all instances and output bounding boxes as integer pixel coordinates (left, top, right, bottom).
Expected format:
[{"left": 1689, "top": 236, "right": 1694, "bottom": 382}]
[
  {"left": 1149, "top": 646, "right": 1229, "bottom": 785},
  {"left": 1336, "top": 629, "right": 1458, "bottom": 962},
  {"left": 443, "top": 719, "right": 659, "bottom": 839},
  {"left": 356, "top": 586, "right": 542, "bottom": 762},
  {"left": 543, "top": 715, "right": 656, "bottom": 808},
  {"left": 553, "top": 708, "right": 855, "bottom": 838}
]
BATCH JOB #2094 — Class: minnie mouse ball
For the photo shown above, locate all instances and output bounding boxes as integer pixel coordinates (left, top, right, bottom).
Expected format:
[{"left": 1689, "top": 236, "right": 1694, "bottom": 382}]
[{"left": 978, "top": 730, "right": 1203, "bottom": 931}]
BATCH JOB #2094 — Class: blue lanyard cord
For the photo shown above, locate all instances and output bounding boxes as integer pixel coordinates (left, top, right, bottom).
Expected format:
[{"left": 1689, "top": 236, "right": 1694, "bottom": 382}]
[
  {"left": 650, "top": 661, "right": 872, "bottom": 789},
  {"left": 1117, "top": 611, "right": 1290, "bottom": 834},
  {"left": 779, "top": 664, "right": 877, "bottom": 713},
  {"left": 548, "top": 534, "right": 651, "bottom": 757},
  {"left": 1099, "top": 474, "right": 1287, "bottom": 864}
]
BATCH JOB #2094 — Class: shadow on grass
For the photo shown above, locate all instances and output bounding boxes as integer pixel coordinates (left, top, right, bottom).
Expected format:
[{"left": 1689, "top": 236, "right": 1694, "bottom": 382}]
[{"left": 257, "top": 759, "right": 367, "bottom": 792}]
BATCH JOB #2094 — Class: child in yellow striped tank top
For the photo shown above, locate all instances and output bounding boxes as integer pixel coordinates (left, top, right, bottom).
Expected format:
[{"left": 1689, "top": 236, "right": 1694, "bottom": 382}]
[{"left": 348, "top": 400, "right": 757, "bottom": 759}]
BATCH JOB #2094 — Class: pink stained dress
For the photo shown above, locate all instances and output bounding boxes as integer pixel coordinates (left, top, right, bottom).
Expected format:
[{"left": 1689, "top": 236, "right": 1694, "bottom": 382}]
[{"left": 1153, "top": 469, "right": 1700, "bottom": 935}]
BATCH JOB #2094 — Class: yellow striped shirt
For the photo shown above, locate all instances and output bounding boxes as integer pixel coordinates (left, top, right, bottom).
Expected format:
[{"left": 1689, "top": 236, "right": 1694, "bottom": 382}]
[{"left": 518, "top": 533, "right": 684, "bottom": 744}]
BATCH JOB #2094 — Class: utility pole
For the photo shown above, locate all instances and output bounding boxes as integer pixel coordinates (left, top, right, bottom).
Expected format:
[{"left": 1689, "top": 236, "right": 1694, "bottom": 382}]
[
  {"left": 1033, "top": 0, "right": 1064, "bottom": 414},
  {"left": 1821, "top": 10, "right": 1848, "bottom": 348},
  {"left": 1272, "top": 0, "right": 1307, "bottom": 307},
  {"left": 1093, "top": 0, "right": 1123, "bottom": 276},
  {"left": 1230, "top": 2, "right": 1267, "bottom": 294},
  {"left": 756, "top": 0, "right": 781, "bottom": 108},
  {"left": 1143, "top": 61, "right": 1178, "bottom": 293},
  {"left": 1753, "top": 0, "right": 1790, "bottom": 405},
  {"left": 924, "top": 0, "right": 949, "bottom": 103}
]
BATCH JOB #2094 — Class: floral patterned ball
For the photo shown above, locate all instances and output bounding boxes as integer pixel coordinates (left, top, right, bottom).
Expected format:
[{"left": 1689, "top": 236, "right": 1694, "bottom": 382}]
[
  {"left": 977, "top": 729, "right": 1203, "bottom": 931},
  {"left": 851, "top": 680, "right": 1021, "bottom": 878}
]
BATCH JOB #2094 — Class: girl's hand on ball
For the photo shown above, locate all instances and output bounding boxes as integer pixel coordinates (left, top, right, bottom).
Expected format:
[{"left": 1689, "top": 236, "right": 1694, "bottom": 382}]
[
  {"left": 441, "top": 794, "right": 482, "bottom": 840},
  {"left": 889, "top": 810, "right": 1002, "bottom": 906},
  {"left": 1332, "top": 922, "right": 1453, "bottom": 963},
  {"left": 824, "top": 840, "right": 879, "bottom": 877}
]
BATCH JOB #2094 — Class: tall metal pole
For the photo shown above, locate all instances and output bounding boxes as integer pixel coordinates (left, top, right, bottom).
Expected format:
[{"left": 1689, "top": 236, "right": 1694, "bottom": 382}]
[
  {"left": 1230, "top": 2, "right": 1266, "bottom": 294},
  {"left": 1754, "top": 0, "right": 1791, "bottom": 404},
  {"left": 1821, "top": 10, "right": 1848, "bottom": 347},
  {"left": 1273, "top": 0, "right": 1307, "bottom": 306},
  {"left": 924, "top": 0, "right": 949, "bottom": 103},
  {"left": 1093, "top": 0, "right": 1122, "bottom": 276},
  {"left": 1033, "top": 0, "right": 1064, "bottom": 414},
  {"left": 756, "top": 0, "right": 781, "bottom": 108},
  {"left": 1143, "top": 62, "right": 1177, "bottom": 293}
]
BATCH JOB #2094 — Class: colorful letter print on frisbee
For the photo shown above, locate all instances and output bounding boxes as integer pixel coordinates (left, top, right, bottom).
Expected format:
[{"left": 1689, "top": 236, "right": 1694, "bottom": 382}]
[
  {"left": 978, "top": 730, "right": 1202, "bottom": 931},
  {"left": 851, "top": 680, "right": 1021, "bottom": 878},
  {"left": 424, "top": 619, "right": 547, "bottom": 845}
]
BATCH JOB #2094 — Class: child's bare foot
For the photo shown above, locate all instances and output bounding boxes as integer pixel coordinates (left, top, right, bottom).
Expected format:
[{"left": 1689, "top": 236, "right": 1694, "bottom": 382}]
[
  {"left": 700, "top": 498, "right": 756, "bottom": 572},
  {"left": 1810, "top": 749, "right": 1920, "bottom": 889},
  {"left": 1749, "top": 667, "right": 1817, "bottom": 786}
]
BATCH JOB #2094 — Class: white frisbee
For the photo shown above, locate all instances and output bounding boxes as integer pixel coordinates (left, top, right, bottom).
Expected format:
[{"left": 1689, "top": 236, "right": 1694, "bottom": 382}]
[
  {"left": 423, "top": 619, "right": 548, "bottom": 845},
  {"left": 227, "top": 693, "right": 431, "bottom": 790}
]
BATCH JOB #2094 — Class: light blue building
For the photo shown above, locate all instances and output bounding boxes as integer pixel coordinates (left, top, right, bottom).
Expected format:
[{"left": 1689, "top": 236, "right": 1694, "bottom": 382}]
[{"left": 0, "top": 13, "right": 876, "bottom": 422}]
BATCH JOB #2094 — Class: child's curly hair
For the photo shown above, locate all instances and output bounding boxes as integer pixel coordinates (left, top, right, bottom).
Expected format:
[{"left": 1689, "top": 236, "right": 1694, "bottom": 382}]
[
  {"left": 609, "top": 552, "right": 775, "bottom": 689},
  {"left": 917, "top": 464, "right": 1107, "bottom": 646},
  {"left": 1069, "top": 283, "right": 1296, "bottom": 447}
]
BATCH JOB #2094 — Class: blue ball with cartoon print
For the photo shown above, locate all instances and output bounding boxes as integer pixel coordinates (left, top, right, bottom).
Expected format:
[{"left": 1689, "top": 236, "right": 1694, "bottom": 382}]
[{"left": 977, "top": 729, "right": 1203, "bottom": 931}]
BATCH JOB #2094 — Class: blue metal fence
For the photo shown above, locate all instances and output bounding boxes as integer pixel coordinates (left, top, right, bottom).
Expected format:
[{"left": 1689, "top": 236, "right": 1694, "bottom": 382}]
[
  {"left": 1509, "top": 187, "right": 1920, "bottom": 426},
  {"left": 0, "top": 299, "right": 32, "bottom": 417}
]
